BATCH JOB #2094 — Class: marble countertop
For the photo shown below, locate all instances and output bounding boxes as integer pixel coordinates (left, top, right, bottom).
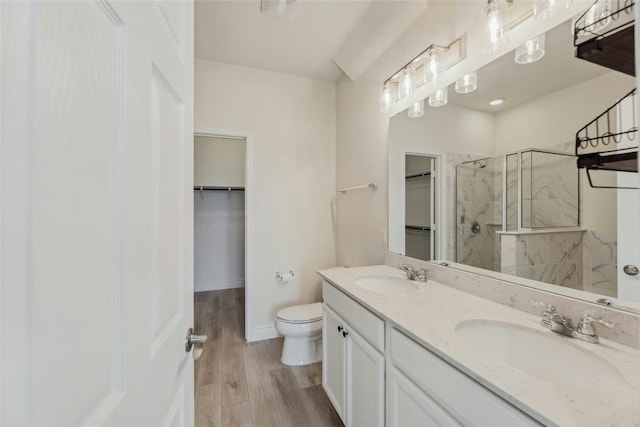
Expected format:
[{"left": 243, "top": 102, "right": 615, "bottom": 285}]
[{"left": 318, "top": 265, "right": 640, "bottom": 427}]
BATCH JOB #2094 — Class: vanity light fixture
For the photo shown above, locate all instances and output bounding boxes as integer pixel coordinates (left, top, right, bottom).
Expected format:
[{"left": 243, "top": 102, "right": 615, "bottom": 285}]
[
  {"left": 429, "top": 87, "right": 448, "bottom": 107},
  {"left": 489, "top": 97, "right": 505, "bottom": 106},
  {"left": 455, "top": 71, "right": 478, "bottom": 94},
  {"left": 379, "top": 36, "right": 465, "bottom": 115},
  {"left": 533, "top": 0, "right": 573, "bottom": 20},
  {"left": 408, "top": 100, "right": 425, "bottom": 118},
  {"left": 482, "top": 0, "right": 512, "bottom": 53},
  {"left": 515, "top": 33, "right": 546, "bottom": 64}
]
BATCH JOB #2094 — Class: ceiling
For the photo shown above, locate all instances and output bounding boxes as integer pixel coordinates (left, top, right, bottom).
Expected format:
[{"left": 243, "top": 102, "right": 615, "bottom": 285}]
[
  {"left": 448, "top": 20, "right": 612, "bottom": 113},
  {"left": 194, "top": 0, "right": 428, "bottom": 82}
]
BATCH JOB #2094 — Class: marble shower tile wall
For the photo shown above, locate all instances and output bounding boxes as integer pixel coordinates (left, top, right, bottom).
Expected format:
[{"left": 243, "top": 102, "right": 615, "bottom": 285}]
[
  {"left": 385, "top": 251, "right": 640, "bottom": 349},
  {"left": 500, "top": 231, "right": 584, "bottom": 290},
  {"left": 583, "top": 230, "right": 617, "bottom": 297},
  {"left": 455, "top": 159, "right": 501, "bottom": 272},
  {"left": 445, "top": 152, "right": 485, "bottom": 262},
  {"left": 522, "top": 151, "right": 579, "bottom": 228}
]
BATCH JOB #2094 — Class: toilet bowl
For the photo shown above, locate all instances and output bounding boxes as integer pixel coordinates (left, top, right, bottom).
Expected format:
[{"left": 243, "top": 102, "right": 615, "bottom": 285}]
[{"left": 275, "top": 302, "right": 323, "bottom": 366}]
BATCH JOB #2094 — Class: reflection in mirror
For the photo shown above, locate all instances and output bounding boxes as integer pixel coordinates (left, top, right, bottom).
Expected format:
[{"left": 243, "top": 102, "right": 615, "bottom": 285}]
[
  {"left": 405, "top": 155, "right": 437, "bottom": 261},
  {"left": 388, "top": 19, "right": 639, "bottom": 312}
]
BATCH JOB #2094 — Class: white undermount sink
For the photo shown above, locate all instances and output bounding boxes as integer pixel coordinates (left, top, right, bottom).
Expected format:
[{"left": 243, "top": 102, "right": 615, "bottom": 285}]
[
  {"left": 455, "top": 319, "right": 625, "bottom": 390},
  {"left": 353, "top": 276, "right": 419, "bottom": 295}
]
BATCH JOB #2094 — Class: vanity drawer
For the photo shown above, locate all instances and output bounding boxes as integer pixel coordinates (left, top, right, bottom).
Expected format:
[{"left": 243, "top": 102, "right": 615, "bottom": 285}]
[
  {"left": 389, "top": 327, "right": 542, "bottom": 427},
  {"left": 323, "top": 281, "right": 385, "bottom": 352}
]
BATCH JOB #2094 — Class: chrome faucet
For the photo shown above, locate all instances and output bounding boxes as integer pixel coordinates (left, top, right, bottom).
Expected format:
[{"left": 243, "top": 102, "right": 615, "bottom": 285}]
[
  {"left": 399, "top": 262, "right": 428, "bottom": 282},
  {"left": 531, "top": 301, "right": 614, "bottom": 344}
]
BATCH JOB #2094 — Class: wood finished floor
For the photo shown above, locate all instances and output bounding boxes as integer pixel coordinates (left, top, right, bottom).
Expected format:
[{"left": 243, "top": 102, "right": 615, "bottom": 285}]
[{"left": 194, "top": 288, "right": 343, "bottom": 427}]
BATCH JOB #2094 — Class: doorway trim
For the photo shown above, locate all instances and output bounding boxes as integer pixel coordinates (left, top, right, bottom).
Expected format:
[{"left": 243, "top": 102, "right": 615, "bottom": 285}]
[{"left": 194, "top": 128, "right": 253, "bottom": 341}]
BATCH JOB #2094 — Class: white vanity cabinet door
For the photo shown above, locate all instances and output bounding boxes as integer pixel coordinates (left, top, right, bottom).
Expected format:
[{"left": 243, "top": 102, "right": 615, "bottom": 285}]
[
  {"left": 388, "top": 366, "right": 462, "bottom": 427},
  {"left": 323, "top": 304, "right": 346, "bottom": 422},
  {"left": 390, "top": 328, "right": 542, "bottom": 427},
  {"left": 346, "top": 326, "right": 385, "bottom": 427}
]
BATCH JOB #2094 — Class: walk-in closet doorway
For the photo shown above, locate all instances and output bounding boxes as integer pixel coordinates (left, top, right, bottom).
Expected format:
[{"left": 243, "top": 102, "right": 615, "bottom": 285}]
[{"left": 193, "top": 131, "right": 252, "bottom": 339}]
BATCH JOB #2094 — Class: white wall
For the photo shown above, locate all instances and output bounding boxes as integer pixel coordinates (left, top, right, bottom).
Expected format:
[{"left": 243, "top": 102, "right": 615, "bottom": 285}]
[
  {"left": 494, "top": 72, "right": 635, "bottom": 153},
  {"left": 194, "top": 135, "right": 246, "bottom": 187},
  {"left": 335, "top": 0, "right": 588, "bottom": 265},
  {"left": 195, "top": 59, "right": 336, "bottom": 341}
]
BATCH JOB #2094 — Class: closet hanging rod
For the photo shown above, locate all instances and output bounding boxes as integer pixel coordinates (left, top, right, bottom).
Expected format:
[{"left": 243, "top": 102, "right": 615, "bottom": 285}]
[
  {"left": 193, "top": 186, "right": 245, "bottom": 192},
  {"left": 338, "top": 182, "right": 377, "bottom": 194}
]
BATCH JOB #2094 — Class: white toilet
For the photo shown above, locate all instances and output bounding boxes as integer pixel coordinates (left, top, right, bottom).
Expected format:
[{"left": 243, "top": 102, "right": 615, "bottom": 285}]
[{"left": 275, "top": 302, "right": 323, "bottom": 366}]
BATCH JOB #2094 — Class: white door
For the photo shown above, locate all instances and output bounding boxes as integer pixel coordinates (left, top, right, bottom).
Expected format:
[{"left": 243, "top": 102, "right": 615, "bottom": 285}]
[
  {"left": 322, "top": 305, "right": 346, "bottom": 422},
  {"left": 345, "top": 326, "right": 385, "bottom": 427},
  {"left": 1, "top": 1, "right": 195, "bottom": 426}
]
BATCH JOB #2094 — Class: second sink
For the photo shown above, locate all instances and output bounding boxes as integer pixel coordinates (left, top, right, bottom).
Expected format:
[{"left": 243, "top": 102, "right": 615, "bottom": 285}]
[{"left": 455, "top": 319, "right": 625, "bottom": 390}]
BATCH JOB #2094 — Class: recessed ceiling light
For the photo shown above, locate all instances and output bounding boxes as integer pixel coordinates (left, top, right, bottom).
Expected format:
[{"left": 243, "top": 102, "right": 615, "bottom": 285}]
[{"left": 489, "top": 98, "right": 505, "bottom": 106}]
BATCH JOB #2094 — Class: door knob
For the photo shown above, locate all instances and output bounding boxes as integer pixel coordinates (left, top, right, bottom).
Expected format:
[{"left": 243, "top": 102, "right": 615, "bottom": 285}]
[
  {"left": 185, "top": 327, "right": 208, "bottom": 360},
  {"left": 623, "top": 265, "right": 639, "bottom": 276}
]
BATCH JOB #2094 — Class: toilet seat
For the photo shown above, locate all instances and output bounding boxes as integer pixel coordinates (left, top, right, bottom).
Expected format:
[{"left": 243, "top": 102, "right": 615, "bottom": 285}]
[{"left": 276, "top": 302, "right": 322, "bottom": 324}]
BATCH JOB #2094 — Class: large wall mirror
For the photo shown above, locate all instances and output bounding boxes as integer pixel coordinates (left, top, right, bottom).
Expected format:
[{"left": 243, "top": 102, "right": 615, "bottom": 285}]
[{"left": 388, "top": 19, "right": 640, "bottom": 313}]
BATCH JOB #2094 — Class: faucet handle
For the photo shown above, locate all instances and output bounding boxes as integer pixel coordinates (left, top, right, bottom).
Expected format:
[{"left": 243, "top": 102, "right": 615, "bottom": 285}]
[
  {"left": 415, "top": 268, "right": 429, "bottom": 282},
  {"left": 577, "top": 314, "right": 614, "bottom": 334}
]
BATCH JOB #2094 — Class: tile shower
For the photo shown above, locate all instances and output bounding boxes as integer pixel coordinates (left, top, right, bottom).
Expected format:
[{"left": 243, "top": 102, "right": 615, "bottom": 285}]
[{"left": 455, "top": 149, "right": 618, "bottom": 297}]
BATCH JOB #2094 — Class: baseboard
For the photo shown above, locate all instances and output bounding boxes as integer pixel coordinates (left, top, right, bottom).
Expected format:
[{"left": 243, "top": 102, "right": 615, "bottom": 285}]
[
  {"left": 195, "top": 279, "right": 245, "bottom": 292},
  {"left": 246, "top": 324, "right": 280, "bottom": 342}
]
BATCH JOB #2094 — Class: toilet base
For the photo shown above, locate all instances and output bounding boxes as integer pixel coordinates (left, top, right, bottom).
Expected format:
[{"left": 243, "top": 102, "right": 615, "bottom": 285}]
[{"left": 280, "top": 336, "right": 322, "bottom": 366}]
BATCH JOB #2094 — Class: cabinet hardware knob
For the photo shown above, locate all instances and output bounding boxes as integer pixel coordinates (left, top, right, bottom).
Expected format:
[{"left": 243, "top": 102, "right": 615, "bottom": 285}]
[
  {"left": 337, "top": 326, "right": 343, "bottom": 332},
  {"left": 342, "top": 331, "right": 348, "bottom": 338}
]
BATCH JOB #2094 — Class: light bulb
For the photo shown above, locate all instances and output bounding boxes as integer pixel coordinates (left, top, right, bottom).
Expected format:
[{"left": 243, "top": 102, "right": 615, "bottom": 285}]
[
  {"left": 408, "top": 100, "right": 425, "bottom": 118},
  {"left": 482, "top": 0, "right": 509, "bottom": 54},
  {"left": 429, "top": 87, "right": 448, "bottom": 108},
  {"left": 379, "top": 82, "right": 394, "bottom": 113},
  {"left": 455, "top": 71, "right": 478, "bottom": 94},
  {"left": 399, "top": 67, "right": 415, "bottom": 100},
  {"left": 424, "top": 47, "right": 445, "bottom": 85},
  {"left": 515, "top": 33, "right": 545, "bottom": 64}
]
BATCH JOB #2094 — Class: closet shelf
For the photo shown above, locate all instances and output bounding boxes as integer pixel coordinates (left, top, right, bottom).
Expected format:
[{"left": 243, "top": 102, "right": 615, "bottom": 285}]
[
  {"left": 405, "top": 225, "right": 431, "bottom": 231},
  {"left": 405, "top": 171, "right": 431, "bottom": 179},
  {"left": 194, "top": 186, "right": 245, "bottom": 192}
]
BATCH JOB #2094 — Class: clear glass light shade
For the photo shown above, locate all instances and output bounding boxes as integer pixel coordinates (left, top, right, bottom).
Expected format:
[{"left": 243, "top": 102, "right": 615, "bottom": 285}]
[
  {"left": 533, "top": 0, "right": 572, "bottom": 20},
  {"left": 482, "top": 0, "right": 509, "bottom": 54},
  {"left": 379, "top": 83, "right": 394, "bottom": 113},
  {"left": 581, "top": 0, "right": 612, "bottom": 34},
  {"left": 408, "top": 100, "right": 425, "bottom": 118},
  {"left": 424, "top": 48, "right": 445, "bottom": 86},
  {"left": 515, "top": 33, "right": 546, "bottom": 64},
  {"left": 455, "top": 71, "right": 478, "bottom": 94},
  {"left": 399, "top": 67, "right": 415, "bottom": 100},
  {"left": 428, "top": 87, "right": 448, "bottom": 108}
]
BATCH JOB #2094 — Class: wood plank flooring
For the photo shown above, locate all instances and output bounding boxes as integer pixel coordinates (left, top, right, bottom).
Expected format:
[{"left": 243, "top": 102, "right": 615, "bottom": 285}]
[{"left": 194, "top": 288, "right": 343, "bottom": 427}]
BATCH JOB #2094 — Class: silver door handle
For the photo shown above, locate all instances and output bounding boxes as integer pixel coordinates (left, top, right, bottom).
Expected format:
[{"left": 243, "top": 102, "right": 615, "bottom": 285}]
[
  {"left": 185, "top": 327, "right": 208, "bottom": 360},
  {"left": 623, "top": 265, "right": 639, "bottom": 276}
]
